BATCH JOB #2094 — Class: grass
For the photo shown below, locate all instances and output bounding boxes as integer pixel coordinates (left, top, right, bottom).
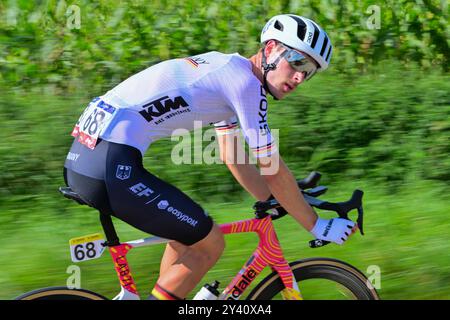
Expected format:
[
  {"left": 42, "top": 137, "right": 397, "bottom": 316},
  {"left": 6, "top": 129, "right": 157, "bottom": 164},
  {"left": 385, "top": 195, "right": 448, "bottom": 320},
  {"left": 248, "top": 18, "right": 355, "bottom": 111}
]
[{"left": 1, "top": 179, "right": 449, "bottom": 300}]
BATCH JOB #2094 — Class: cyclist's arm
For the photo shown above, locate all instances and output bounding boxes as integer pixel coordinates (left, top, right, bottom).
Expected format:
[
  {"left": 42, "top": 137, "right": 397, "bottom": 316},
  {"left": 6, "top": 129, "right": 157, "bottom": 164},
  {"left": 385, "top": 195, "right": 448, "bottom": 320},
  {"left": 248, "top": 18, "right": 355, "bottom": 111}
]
[
  {"left": 258, "top": 153, "right": 318, "bottom": 231},
  {"left": 212, "top": 66, "right": 317, "bottom": 231},
  {"left": 216, "top": 129, "right": 271, "bottom": 201},
  {"left": 216, "top": 129, "right": 318, "bottom": 232}
]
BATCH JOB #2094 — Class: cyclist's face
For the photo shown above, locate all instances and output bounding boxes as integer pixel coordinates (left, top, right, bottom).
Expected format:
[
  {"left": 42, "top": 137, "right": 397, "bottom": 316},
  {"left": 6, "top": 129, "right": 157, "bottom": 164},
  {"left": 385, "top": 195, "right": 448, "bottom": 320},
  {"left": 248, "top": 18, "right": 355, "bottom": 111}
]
[{"left": 265, "top": 43, "right": 309, "bottom": 99}]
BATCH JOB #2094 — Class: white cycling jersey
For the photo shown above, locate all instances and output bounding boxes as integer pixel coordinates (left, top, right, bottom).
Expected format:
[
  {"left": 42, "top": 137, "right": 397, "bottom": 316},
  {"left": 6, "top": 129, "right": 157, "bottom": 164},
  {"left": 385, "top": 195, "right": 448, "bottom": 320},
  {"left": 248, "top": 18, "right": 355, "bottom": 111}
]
[{"left": 80, "top": 51, "right": 277, "bottom": 158}]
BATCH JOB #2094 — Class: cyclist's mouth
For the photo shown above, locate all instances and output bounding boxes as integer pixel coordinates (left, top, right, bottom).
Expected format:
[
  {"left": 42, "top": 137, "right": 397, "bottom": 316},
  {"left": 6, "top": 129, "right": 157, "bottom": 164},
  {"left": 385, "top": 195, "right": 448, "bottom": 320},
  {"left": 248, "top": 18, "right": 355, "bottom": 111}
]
[{"left": 283, "top": 83, "right": 294, "bottom": 92}]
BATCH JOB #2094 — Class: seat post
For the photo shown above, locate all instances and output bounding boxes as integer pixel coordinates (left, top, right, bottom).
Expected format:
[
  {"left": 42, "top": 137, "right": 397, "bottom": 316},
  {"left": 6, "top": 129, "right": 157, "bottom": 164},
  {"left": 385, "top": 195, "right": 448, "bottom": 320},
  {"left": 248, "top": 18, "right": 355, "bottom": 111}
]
[{"left": 99, "top": 213, "right": 120, "bottom": 246}]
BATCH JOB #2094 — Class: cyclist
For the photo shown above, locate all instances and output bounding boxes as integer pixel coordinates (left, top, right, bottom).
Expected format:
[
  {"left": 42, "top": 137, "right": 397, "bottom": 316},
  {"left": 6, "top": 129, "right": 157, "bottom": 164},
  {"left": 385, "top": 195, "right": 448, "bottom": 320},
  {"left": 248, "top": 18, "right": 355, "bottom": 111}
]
[{"left": 64, "top": 14, "right": 357, "bottom": 300}]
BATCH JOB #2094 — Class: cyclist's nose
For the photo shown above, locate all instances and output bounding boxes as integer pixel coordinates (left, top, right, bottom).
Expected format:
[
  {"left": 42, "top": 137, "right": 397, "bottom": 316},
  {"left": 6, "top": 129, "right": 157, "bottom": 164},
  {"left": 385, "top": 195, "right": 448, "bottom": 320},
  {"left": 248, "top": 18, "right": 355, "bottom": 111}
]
[{"left": 293, "top": 71, "right": 306, "bottom": 85}]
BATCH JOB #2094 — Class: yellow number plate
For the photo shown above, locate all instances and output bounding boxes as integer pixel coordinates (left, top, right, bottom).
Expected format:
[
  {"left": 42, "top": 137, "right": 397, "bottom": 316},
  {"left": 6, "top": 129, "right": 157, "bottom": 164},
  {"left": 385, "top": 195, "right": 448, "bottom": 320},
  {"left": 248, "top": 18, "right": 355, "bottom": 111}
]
[{"left": 69, "top": 233, "right": 106, "bottom": 262}]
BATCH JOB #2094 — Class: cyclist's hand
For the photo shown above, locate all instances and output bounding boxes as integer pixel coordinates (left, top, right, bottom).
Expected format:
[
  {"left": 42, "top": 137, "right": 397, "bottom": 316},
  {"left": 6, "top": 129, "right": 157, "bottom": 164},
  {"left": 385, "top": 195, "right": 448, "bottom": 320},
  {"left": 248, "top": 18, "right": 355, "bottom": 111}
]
[{"left": 310, "top": 218, "right": 356, "bottom": 245}]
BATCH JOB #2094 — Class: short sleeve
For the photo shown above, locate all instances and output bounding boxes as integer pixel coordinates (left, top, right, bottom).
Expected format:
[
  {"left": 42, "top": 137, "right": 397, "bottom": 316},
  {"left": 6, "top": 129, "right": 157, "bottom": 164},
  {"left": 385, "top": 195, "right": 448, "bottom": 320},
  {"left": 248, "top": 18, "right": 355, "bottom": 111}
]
[
  {"left": 220, "top": 80, "right": 278, "bottom": 158},
  {"left": 213, "top": 116, "right": 240, "bottom": 136},
  {"left": 210, "top": 55, "right": 278, "bottom": 158}
]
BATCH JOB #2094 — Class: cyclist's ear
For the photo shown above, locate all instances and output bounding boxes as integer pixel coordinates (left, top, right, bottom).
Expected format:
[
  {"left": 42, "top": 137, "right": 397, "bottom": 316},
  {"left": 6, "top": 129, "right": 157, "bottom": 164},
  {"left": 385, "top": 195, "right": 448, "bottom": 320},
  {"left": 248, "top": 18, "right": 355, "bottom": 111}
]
[{"left": 264, "top": 40, "right": 282, "bottom": 62}]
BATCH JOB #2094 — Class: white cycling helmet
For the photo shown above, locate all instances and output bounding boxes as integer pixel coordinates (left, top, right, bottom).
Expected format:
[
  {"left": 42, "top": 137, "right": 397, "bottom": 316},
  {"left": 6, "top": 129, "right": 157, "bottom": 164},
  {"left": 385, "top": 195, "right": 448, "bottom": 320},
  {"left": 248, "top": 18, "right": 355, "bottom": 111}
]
[{"left": 261, "top": 14, "right": 332, "bottom": 72}]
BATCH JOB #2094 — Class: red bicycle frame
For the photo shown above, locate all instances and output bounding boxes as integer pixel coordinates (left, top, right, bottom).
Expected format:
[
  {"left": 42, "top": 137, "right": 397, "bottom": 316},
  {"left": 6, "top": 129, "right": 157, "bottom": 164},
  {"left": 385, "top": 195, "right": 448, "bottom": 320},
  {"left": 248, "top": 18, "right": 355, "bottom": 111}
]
[
  {"left": 219, "top": 215, "right": 300, "bottom": 300},
  {"left": 107, "top": 215, "right": 302, "bottom": 300}
]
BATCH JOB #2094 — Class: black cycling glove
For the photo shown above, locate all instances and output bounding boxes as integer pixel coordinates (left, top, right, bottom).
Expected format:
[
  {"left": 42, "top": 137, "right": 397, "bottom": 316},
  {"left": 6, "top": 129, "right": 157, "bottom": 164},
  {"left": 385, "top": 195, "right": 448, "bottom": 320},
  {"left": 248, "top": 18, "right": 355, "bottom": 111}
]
[{"left": 266, "top": 194, "right": 288, "bottom": 217}]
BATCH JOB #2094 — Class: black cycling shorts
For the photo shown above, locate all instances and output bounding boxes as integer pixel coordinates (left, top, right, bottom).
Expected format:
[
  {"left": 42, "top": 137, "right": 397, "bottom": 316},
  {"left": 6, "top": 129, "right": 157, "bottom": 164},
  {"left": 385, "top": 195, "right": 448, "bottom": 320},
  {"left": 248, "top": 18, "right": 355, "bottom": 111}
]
[{"left": 64, "top": 139, "right": 213, "bottom": 246}]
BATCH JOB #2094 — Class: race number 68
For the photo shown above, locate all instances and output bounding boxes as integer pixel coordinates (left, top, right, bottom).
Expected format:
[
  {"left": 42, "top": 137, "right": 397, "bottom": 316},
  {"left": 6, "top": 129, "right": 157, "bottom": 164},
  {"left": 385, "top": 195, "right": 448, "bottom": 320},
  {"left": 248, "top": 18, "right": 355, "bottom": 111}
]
[
  {"left": 69, "top": 234, "right": 105, "bottom": 263},
  {"left": 74, "top": 242, "right": 97, "bottom": 261}
]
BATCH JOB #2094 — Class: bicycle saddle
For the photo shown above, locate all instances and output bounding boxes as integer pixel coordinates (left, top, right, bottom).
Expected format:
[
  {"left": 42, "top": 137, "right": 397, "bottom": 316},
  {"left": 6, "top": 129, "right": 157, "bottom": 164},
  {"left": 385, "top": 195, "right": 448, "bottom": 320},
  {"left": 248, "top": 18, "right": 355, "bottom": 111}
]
[{"left": 59, "top": 186, "right": 89, "bottom": 206}]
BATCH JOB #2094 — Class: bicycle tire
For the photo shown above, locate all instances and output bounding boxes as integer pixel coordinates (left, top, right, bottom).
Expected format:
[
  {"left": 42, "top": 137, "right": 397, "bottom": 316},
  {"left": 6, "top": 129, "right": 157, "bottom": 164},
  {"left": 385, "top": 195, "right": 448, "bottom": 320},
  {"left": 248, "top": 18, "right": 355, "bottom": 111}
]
[
  {"left": 15, "top": 286, "right": 108, "bottom": 300},
  {"left": 246, "top": 258, "right": 380, "bottom": 300}
]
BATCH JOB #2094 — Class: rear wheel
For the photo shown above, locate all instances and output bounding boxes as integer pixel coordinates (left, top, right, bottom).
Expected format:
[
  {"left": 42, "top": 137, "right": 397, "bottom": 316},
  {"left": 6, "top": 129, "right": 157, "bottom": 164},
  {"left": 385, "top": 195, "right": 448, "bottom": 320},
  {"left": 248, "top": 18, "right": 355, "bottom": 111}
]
[
  {"left": 15, "top": 286, "right": 108, "bottom": 300},
  {"left": 247, "top": 258, "right": 379, "bottom": 300}
]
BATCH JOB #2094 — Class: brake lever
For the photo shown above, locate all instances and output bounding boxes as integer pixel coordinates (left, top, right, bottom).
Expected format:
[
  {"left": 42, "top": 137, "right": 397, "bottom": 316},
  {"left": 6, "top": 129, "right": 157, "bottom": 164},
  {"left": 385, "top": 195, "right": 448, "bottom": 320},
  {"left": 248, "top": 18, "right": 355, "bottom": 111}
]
[
  {"left": 357, "top": 206, "right": 364, "bottom": 235},
  {"left": 309, "top": 239, "right": 330, "bottom": 248}
]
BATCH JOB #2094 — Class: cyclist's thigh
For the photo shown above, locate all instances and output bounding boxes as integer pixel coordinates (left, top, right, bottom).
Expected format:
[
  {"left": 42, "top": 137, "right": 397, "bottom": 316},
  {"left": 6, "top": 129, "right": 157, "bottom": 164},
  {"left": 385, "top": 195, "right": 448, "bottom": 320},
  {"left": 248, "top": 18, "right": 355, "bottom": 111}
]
[{"left": 104, "top": 143, "right": 213, "bottom": 246}]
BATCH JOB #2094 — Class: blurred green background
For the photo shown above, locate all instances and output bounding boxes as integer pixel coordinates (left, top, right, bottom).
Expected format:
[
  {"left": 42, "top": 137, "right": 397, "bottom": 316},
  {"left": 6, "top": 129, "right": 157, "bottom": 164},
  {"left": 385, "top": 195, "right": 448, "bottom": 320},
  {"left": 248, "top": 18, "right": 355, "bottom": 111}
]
[{"left": 0, "top": 0, "right": 449, "bottom": 300}]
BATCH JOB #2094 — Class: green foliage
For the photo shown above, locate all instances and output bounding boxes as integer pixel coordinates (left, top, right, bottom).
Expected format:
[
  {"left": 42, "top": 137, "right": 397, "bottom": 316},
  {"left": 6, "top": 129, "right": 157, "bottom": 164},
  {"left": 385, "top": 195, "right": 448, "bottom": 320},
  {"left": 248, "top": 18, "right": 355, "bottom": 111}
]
[
  {"left": 0, "top": 0, "right": 448, "bottom": 93},
  {"left": 0, "top": 1, "right": 448, "bottom": 203},
  {"left": 2, "top": 180, "right": 450, "bottom": 299},
  {"left": 275, "top": 62, "right": 450, "bottom": 187},
  {"left": 0, "top": 63, "right": 448, "bottom": 206}
]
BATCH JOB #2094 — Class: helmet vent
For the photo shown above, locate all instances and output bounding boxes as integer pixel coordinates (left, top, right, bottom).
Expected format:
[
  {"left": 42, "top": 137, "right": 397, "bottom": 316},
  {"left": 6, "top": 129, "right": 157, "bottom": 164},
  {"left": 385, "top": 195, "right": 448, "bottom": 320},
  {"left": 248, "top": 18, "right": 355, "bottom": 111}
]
[
  {"left": 325, "top": 45, "right": 332, "bottom": 62},
  {"left": 310, "top": 22, "right": 320, "bottom": 49},
  {"left": 274, "top": 20, "right": 284, "bottom": 31},
  {"left": 288, "top": 15, "right": 307, "bottom": 41},
  {"left": 320, "top": 35, "right": 329, "bottom": 56}
]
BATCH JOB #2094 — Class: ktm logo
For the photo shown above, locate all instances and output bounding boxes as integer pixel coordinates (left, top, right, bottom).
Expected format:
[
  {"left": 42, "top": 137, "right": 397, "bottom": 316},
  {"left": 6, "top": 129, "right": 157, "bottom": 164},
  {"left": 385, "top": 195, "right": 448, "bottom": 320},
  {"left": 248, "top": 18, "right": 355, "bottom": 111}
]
[{"left": 139, "top": 96, "right": 189, "bottom": 122}]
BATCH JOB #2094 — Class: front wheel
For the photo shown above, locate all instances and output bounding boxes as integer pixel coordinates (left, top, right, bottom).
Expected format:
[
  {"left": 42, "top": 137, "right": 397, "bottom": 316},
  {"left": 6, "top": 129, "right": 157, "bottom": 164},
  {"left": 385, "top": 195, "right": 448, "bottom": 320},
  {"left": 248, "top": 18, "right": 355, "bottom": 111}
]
[
  {"left": 15, "top": 286, "right": 108, "bottom": 300},
  {"left": 247, "top": 258, "right": 380, "bottom": 300}
]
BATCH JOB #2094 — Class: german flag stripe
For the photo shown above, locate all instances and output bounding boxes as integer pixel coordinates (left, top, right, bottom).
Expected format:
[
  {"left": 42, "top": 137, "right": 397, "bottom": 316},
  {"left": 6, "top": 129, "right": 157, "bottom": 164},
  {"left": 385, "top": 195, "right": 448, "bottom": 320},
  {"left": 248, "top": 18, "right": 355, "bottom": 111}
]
[
  {"left": 251, "top": 142, "right": 278, "bottom": 157},
  {"left": 151, "top": 283, "right": 180, "bottom": 300},
  {"left": 214, "top": 122, "right": 238, "bottom": 129},
  {"left": 215, "top": 123, "right": 240, "bottom": 135},
  {"left": 185, "top": 58, "right": 199, "bottom": 67},
  {"left": 252, "top": 142, "right": 273, "bottom": 152}
]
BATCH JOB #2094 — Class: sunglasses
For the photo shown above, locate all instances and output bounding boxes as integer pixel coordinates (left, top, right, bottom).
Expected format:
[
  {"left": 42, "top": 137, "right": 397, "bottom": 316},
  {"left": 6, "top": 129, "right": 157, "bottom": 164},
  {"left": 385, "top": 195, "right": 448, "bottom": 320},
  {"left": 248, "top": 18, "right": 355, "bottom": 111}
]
[{"left": 281, "top": 44, "right": 318, "bottom": 81}]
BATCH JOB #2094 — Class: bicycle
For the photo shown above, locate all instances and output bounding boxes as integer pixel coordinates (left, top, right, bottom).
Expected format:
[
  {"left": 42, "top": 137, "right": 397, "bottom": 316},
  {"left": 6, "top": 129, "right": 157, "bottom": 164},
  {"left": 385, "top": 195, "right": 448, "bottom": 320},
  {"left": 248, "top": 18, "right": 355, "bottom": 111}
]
[{"left": 15, "top": 172, "right": 379, "bottom": 300}]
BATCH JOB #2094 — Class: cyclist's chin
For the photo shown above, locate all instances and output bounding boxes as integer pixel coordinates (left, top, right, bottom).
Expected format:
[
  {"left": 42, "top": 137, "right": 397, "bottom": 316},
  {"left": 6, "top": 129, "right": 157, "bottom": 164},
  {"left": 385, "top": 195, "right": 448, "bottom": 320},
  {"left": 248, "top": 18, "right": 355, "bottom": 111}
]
[
  {"left": 274, "top": 89, "right": 287, "bottom": 100},
  {"left": 266, "top": 83, "right": 289, "bottom": 100},
  {"left": 275, "top": 83, "right": 296, "bottom": 99},
  {"left": 267, "top": 85, "right": 284, "bottom": 100}
]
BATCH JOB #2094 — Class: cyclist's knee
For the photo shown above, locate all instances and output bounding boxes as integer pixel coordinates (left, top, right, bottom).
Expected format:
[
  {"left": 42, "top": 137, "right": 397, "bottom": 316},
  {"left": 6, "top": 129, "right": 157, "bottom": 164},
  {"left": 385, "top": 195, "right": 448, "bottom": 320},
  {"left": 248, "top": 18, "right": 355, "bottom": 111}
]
[
  {"left": 191, "top": 223, "right": 225, "bottom": 261},
  {"left": 206, "top": 223, "right": 225, "bottom": 252}
]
